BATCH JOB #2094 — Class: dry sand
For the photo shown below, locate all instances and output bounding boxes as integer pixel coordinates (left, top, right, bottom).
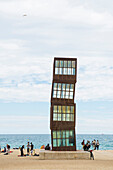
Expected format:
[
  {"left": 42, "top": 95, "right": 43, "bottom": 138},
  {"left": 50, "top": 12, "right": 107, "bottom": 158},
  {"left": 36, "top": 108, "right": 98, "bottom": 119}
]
[{"left": 0, "top": 149, "right": 113, "bottom": 170}]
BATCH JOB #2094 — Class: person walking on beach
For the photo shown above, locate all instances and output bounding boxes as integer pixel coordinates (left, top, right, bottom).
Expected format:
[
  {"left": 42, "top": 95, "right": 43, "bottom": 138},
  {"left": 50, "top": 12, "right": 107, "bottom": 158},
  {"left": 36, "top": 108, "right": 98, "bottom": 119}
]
[
  {"left": 27, "top": 142, "right": 30, "bottom": 155},
  {"left": 30, "top": 142, "right": 34, "bottom": 156},
  {"left": 96, "top": 140, "right": 99, "bottom": 150}
]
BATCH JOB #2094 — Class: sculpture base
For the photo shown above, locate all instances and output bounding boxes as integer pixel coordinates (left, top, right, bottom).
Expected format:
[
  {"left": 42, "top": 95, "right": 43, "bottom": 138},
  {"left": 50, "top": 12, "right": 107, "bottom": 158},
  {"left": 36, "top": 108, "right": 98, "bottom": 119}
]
[{"left": 39, "top": 150, "right": 90, "bottom": 160}]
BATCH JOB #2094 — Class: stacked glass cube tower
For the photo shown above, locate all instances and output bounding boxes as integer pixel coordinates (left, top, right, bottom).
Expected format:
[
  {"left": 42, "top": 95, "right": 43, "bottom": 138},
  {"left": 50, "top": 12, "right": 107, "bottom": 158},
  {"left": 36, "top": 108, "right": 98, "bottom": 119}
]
[{"left": 50, "top": 57, "right": 77, "bottom": 151}]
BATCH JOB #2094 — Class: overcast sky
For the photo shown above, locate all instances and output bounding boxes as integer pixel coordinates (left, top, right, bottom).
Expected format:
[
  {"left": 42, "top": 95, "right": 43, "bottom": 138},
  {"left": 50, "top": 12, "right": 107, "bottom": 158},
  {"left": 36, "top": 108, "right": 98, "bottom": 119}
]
[{"left": 0, "top": 0, "right": 113, "bottom": 134}]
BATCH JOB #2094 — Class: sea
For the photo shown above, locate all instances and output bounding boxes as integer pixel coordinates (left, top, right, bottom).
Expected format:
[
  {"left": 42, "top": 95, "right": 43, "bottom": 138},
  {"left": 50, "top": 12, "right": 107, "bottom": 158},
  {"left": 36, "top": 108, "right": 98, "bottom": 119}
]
[{"left": 0, "top": 134, "right": 113, "bottom": 150}]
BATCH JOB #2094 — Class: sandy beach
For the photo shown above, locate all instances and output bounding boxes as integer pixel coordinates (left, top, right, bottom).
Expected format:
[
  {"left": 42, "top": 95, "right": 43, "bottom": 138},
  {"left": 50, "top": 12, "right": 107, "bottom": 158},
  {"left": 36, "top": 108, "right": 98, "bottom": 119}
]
[{"left": 0, "top": 149, "right": 113, "bottom": 170}]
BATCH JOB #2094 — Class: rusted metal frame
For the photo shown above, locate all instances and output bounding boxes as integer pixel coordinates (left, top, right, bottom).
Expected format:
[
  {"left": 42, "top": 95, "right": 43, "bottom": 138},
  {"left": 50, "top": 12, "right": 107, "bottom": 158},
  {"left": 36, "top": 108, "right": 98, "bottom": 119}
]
[{"left": 50, "top": 57, "right": 77, "bottom": 151}]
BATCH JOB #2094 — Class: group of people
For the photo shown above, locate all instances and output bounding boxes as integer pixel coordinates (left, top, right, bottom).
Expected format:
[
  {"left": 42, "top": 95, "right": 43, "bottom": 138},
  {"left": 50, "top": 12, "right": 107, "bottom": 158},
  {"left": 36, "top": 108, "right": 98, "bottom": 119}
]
[
  {"left": 20, "top": 142, "right": 34, "bottom": 156},
  {"left": 81, "top": 139, "right": 100, "bottom": 151},
  {"left": 40, "top": 143, "right": 51, "bottom": 150},
  {"left": 0, "top": 144, "right": 10, "bottom": 155},
  {"left": 1, "top": 142, "right": 51, "bottom": 157}
]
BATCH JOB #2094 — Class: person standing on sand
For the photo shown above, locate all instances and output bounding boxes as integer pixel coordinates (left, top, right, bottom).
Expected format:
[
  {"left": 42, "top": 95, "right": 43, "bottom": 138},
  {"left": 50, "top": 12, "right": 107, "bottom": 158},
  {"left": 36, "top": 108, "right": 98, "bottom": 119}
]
[
  {"left": 6, "top": 144, "right": 10, "bottom": 154},
  {"left": 96, "top": 140, "right": 99, "bottom": 150},
  {"left": 27, "top": 142, "right": 30, "bottom": 155},
  {"left": 93, "top": 140, "right": 96, "bottom": 150},
  {"left": 21, "top": 145, "right": 24, "bottom": 156},
  {"left": 81, "top": 139, "right": 85, "bottom": 149},
  {"left": 30, "top": 142, "right": 34, "bottom": 156}
]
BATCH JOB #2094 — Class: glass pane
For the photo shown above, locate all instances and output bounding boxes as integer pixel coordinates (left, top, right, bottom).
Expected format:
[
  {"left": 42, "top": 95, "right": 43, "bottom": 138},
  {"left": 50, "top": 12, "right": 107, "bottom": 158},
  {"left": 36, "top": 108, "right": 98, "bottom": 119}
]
[
  {"left": 60, "top": 139, "right": 63, "bottom": 146},
  {"left": 68, "top": 68, "right": 71, "bottom": 75},
  {"left": 66, "top": 130, "right": 69, "bottom": 138},
  {"left": 70, "top": 114, "right": 72, "bottom": 121},
  {"left": 68, "top": 61, "right": 71, "bottom": 68},
  {"left": 70, "top": 92, "right": 73, "bottom": 99},
  {"left": 62, "top": 68, "right": 64, "bottom": 75},
  {"left": 58, "top": 106, "right": 61, "bottom": 113},
  {"left": 55, "top": 60, "right": 60, "bottom": 67},
  {"left": 72, "top": 68, "right": 75, "bottom": 75},
  {"left": 66, "top": 114, "right": 70, "bottom": 121},
  {"left": 60, "top": 60, "right": 63, "bottom": 67},
  {"left": 62, "top": 131, "right": 65, "bottom": 138},
  {"left": 53, "top": 114, "right": 57, "bottom": 121},
  {"left": 54, "top": 83, "right": 57, "bottom": 90},
  {"left": 70, "top": 84, "right": 74, "bottom": 91},
  {"left": 53, "top": 131, "right": 56, "bottom": 138},
  {"left": 69, "top": 135, "right": 74, "bottom": 145},
  {"left": 66, "top": 106, "right": 68, "bottom": 113},
  {"left": 62, "top": 106, "right": 66, "bottom": 113},
  {"left": 57, "top": 91, "right": 61, "bottom": 98},
  {"left": 64, "top": 68, "right": 68, "bottom": 75},
  {"left": 66, "top": 139, "right": 69, "bottom": 146},
  {"left": 58, "top": 114, "right": 61, "bottom": 121},
  {"left": 62, "top": 84, "right": 65, "bottom": 90},
  {"left": 72, "top": 114, "right": 74, "bottom": 121},
  {"left": 58, "top": 83, "right": 61, "bottom": 90},
  {"left": 67, "top": 106, "right": 70, "bottom": 113},
  {"left": 70, "top": 114, "right": 73, "bottom": 121},
  {"left": 66, "top": 84, "right": 70, "bottom": 91},
  {"left": 62, "top": 139, "right": 66, "bottom": 146},
  {"left": 69, "top": 130, "right": 73, "bottom": 137},
  {"left": 64, "top": 61, "right": 67, "bottom": 67},
  {"left": 71, "top": 106, "right": 74, "bottom": 113},
  {"left": 62, "top": 114, "right": 66, "bottom": 121},
  {"left": 53, "top": 105, "right": 57, "bottom": 113},
  {"left": 57, "top": 139, "right": 61, "bottom": 147},
  {"left": 59, "top": 68, "right": 63, "bottom": 74},
  {"left": 53, "top": 139, "right": 57, "bottom": 147},
  {"left": 57, "top": 131, "right": 61, "bottom": 138},
  {"left": 65, "top": 91, "right": 69, "bottom": 99},
  {"left": 61, "top": 91, "right": 65, "bottom": 98},
  {"left": 72, "top": 61, "right": 75, "bottom": 68},
  {"left": 53, "top": 90, "right": 57, "bottom": 98},
  {"left": 55, "top": 68, "right": 59, "bottom": 74}
]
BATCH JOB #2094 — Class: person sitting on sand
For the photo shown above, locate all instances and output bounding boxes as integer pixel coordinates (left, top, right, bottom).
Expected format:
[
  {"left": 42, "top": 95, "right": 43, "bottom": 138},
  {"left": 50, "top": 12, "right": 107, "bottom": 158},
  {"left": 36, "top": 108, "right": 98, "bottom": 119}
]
[
  {"left": 40, "top": 145, "right": 45, "bottom": 149},
  {"left": 4, "top": 144, "right": 10, "bottom": 155},
  {"left": 45, "top": 144, "right": 50, "bottom": 150},
  {"left": 2, "top": 147, "right": 6, "bottom": 153},
  {"left": 83, "top": 143, "right": 89, "bottom": 151},
  {"left": 20, "top": 145, "right": 24, "bottom": 156}
]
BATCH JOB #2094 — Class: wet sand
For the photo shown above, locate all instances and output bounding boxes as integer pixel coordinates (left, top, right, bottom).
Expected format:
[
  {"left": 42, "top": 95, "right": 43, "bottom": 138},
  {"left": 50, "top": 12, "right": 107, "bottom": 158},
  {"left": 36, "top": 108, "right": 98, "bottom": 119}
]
[{"left": 0, "top": 149, "right": 113, "bottom": 170}]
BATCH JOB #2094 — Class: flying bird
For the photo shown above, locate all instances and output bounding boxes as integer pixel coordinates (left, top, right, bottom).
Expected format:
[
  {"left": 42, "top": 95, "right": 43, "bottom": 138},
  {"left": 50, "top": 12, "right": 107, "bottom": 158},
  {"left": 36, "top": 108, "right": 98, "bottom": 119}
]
[{"left": 23, "top": 14, "right": 27, "bottom": 17}]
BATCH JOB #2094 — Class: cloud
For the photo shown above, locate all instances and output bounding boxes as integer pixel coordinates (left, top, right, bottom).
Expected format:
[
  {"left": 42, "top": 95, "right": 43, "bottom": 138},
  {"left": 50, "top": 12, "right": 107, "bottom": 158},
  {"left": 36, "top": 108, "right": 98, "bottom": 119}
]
[
  {"left": 76, "top": 56, "right": 113, "bottom": 101},
  {"left": 0, "top": 0, "right": 113, "bottom": 102},
  {"left": 0, "top": 0, "right": 113, "bottom": 29},
  {"left": 0, "top": 55, "right": 112, "bottom": 102}
]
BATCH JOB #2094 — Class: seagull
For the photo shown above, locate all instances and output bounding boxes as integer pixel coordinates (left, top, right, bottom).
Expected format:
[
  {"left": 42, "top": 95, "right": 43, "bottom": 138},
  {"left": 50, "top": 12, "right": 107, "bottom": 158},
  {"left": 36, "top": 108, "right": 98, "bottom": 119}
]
[{"left": 23, "top": 14, "right": 27, "bottom": 17}]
